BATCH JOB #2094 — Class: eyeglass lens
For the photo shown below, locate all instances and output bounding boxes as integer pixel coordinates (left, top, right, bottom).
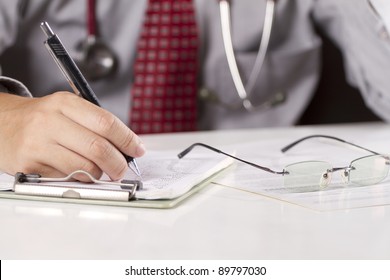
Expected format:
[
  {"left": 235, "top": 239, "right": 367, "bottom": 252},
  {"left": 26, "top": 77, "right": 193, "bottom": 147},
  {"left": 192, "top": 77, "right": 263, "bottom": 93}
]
[
  {"left": 349, "top": 155, "right": 390, "bottom": 186},
  {"left": 283, "top": 155, "right": 390, "bottom": 190},
  {"left": 284, "top": 161, "right": 332, "bottom": 191}
]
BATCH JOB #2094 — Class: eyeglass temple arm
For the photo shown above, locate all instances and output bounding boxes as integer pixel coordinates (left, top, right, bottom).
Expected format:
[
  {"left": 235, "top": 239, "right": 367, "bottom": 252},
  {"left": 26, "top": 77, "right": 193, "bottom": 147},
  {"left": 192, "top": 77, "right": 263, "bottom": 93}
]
[
  {"left": 178, "top": 143, "right": 286, "bottom": 175},
  {"left": 280, "top": 134, "right": 379, "bottom": 155}
]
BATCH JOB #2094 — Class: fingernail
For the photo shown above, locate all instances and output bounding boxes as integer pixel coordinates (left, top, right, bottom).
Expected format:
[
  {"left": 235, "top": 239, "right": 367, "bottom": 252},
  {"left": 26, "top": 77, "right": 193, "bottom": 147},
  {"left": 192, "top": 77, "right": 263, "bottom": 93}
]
[{"left": 136, "top": 142, "right": 146, "bottom": 156}]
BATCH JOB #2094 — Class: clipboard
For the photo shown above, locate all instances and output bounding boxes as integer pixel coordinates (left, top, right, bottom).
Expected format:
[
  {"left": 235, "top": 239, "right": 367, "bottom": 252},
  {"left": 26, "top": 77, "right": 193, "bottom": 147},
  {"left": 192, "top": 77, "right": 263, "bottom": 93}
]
[
  {"left": 0, "top": 153, "right": 234, "bottom": 209},
  {"left": 0, "top": 172, "right": 222, "bottom": 209}
]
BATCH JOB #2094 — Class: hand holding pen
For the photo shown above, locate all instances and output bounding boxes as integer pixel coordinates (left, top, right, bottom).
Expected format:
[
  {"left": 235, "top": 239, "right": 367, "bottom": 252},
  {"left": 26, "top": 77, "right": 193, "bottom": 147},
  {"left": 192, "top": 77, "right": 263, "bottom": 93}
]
[{"left": 40, "top": 21, "right": 143, "bottom": 178}]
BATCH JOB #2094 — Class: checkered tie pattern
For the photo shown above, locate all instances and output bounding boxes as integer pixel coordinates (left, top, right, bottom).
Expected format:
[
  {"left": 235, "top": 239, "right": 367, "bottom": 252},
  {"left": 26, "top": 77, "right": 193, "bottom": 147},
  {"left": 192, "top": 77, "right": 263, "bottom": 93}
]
[{"left": 130, "top": 0, "right": 199, "bottom": 134}]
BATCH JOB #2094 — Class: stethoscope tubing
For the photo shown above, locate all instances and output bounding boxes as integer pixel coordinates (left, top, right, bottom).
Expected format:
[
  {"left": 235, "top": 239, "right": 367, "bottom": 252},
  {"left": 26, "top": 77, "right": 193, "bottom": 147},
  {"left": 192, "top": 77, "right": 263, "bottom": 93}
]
[
  {"left": 83, "top": 0, "right": 279, "bottom": 110},
  {"left": 219, "top": 0, "right": 276, "bottom": 111},
  {"left": 87, "top": 0, "right": 97, "bottom": 38}
]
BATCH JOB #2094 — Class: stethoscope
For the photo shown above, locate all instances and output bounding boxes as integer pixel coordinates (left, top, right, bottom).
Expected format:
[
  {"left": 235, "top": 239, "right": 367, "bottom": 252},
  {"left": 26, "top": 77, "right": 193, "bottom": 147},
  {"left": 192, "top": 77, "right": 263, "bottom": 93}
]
[
  {"left": 79, "top": 0, "right": 285, "bottom": 111},
  {"left": 199, "top": 0, "right": 286, "bottom": 112},
  {"left": 76, "top": 0, "right": 117, "bottom": 80}
]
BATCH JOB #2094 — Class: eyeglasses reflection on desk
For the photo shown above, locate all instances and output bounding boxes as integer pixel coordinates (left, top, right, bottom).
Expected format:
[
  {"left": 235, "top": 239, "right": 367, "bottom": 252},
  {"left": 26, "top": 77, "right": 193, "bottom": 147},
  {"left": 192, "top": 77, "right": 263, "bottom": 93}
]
[{"left": 178, "top": 135, "right": 390, "bottom": 192}]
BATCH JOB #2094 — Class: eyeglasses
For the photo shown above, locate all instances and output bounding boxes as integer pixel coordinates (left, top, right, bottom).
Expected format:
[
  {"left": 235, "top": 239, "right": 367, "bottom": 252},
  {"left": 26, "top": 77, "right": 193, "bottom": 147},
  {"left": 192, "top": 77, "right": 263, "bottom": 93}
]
[{"left": 178, "top": 135, "right": 390, "bottom": 191}]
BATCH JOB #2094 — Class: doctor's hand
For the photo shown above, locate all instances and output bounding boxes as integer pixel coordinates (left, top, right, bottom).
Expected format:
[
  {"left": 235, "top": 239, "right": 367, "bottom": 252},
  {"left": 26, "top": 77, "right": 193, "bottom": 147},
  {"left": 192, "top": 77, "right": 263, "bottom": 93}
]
[{"left": 0, "top": 92, "right": 146, "bottom": 181}]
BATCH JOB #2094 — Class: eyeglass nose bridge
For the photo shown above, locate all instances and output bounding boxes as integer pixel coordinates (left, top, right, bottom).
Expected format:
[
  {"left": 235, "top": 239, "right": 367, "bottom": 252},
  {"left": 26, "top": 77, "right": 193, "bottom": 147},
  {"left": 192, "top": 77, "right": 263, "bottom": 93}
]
[
  {"left": 330, "top": 166, "right": 355, "bottom": 185},
  {"left": 320, "top": 166, "right": 355, "bottom": 188}
]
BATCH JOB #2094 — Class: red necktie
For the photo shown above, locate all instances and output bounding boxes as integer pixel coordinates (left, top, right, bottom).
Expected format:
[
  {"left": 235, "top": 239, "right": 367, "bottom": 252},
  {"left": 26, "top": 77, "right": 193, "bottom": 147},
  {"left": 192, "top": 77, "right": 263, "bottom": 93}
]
[{"left": 130, "top": 0, "right": 199, "bottom": 134}]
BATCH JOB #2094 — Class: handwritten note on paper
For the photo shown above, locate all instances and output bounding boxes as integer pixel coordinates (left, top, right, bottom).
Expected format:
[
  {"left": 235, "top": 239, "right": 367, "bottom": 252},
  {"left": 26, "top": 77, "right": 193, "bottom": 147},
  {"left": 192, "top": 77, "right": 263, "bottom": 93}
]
[{"left": 120, "top": 150, "right": 234, "bottom": 199}]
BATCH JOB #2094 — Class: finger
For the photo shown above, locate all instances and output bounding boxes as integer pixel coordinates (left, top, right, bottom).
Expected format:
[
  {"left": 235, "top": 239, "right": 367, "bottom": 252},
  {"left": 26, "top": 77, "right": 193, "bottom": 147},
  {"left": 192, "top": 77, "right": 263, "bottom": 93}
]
[
  {"left": 15, "top": 143, "right": 102, "bottom": 183},
  {"left": 51, "top": 113, "right": 128, "bottom": 180},
  {"left": 34, "top": 165, "right": 67, "bottom": 179},
  {"left": 12, "top": 138, "right": 100, "bottom": 182},
  {"left": 59, "top": 94, "right": 146, "bottom": 158},
  {"left": 39, "top": 143, "right": 103, "bottom": 182},
  {"left": 13, "top": 162, "right": 67, "bottom": 179}
]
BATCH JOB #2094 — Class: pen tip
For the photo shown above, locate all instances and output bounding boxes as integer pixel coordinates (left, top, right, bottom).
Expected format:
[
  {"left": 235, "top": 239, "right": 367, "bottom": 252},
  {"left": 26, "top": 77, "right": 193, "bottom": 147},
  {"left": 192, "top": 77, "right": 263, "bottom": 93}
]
[{"left": 129, "top": 160, "right": 142, "bottom": 178}]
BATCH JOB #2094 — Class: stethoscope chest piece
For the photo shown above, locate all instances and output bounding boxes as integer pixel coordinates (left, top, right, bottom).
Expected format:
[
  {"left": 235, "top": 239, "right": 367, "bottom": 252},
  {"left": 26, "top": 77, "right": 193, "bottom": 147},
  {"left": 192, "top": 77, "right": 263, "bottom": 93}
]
[
  {"left": 76, "top": 0, "right": 117, "bottom": 80},
  {"left": 78, "top": 35, "right": 117, "bottom": 80}
]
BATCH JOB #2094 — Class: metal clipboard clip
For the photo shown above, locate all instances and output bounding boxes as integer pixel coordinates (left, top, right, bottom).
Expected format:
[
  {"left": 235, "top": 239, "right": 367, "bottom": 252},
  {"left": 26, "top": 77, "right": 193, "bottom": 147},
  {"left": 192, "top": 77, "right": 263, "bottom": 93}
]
[{"left": 13, "top": 170, "right": 143, "bottom": 201}]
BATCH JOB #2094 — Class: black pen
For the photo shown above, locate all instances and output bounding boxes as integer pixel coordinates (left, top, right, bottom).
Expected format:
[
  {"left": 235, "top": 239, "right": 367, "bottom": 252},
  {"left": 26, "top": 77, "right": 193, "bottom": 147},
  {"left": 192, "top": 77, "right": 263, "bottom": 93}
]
[{"left": 40, "top": 21, "right": 141, "bottom": 177}]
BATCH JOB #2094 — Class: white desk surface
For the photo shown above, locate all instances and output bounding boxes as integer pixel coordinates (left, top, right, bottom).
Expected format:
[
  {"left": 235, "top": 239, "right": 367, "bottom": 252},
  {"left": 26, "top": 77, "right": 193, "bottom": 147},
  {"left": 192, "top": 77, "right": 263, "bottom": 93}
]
[{"left": 1, "top": 122, "right": 390, "bottom": 259}]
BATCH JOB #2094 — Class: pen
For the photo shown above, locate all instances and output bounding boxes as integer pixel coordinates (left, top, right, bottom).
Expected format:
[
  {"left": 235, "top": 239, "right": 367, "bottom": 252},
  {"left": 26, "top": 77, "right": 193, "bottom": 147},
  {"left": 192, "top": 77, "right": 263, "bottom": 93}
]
[{"left": 40, "top": 21, "right": 141, "bottom": 177}]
